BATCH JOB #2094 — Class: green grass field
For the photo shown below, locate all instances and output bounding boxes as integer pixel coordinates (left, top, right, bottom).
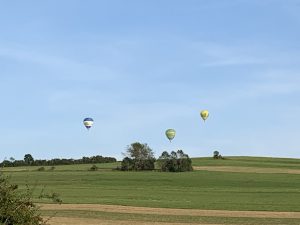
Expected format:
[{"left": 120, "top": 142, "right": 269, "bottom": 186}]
[
  {"left": 192, "top": 156, "right": 300, "bottom": 169},
  {"left": 2, "top": 156, "right": 300, "bottom": 224}
]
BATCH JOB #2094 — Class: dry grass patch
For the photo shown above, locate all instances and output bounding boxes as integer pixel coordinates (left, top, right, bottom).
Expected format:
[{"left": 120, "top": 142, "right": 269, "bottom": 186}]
[
  {"left": 40, "top": 204, "right": 300, "bottom": 219},
  {"left": 47, "top": 217, "right": 223, "bottom": 225}
]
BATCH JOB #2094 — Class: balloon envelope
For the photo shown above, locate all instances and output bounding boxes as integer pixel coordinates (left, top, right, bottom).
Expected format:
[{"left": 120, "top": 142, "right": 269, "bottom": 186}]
[
  {"left": 200, "top": 110, "right": 209, "bottom": 121},
  {"left": 165, "top": 129, "right": 176, "bottom": 142},
  {"left": 83, "top": 118, "right": 94, "bottom": 130}
]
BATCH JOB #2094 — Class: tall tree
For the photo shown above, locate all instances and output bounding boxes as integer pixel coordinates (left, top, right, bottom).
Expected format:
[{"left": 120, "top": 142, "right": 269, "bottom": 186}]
[
  {"left": 126, "top": 142, "right": 154, "bottom": 160},
  {"left": 24, "top": 154, "right": 34, "bottom": 165},
  {"left": 121, "top": 142, "right": 155, "bottom": 171}
]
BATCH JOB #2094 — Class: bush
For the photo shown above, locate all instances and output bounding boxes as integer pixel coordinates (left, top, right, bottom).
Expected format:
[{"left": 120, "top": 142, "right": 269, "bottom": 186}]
[
  {"left": 120, "top": 157, "right": 133, "bottom": 171},
  {"left": 0, "top": 174, "right": 46, "bottom": 225},
  {"left": 213, "top": 151, "right": 219, "bottom": 159},
  {"left": 37, "top": 167, "right": 45, "bottom": 171},
  {"left": 213, "top": 151, "right": 224, "bottom": 159},
  {"left": 39, "top": 191, "right": 62, "bottom": 204},
  {"left": 157, "top": 150, "right": 193, "bottom": 172},
  {"left": 89, "top": 165, "right": 98, "bottom": 171},
  {"left": 49, "top": 166, "right": 55, "bottom": 171}
]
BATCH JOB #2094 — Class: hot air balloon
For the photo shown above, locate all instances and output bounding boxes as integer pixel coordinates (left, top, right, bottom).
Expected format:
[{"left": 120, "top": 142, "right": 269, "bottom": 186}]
[
  {"left": 83, "top": 118, "right": 94, "bottom": 130},
  {"left": 165, "top": 129, "right": 176, "bottom": 142},
  {"left": 200, "top": 110, "right": 209, "bottom": 122}
]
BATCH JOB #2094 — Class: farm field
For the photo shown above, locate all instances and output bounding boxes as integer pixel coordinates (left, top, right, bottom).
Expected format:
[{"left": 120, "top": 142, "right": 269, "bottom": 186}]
[{"left": 2, "top": 156, "right": 300, "bottom": 224}]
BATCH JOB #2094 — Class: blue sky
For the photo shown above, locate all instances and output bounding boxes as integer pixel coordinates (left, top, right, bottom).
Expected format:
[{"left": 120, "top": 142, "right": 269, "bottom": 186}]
[{"left": 1, "top": 0, "right": 300, "bottom": 160}]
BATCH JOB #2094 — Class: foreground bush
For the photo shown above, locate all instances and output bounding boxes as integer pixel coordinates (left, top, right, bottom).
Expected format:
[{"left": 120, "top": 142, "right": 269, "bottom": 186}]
[{"left": 0, "top": 174, "right": 46, "bottom": 225}]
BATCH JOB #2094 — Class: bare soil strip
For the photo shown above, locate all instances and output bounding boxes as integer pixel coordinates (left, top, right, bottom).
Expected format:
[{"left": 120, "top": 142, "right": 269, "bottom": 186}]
[
  {"left": 193, "top": 166, "right": 300, "bottom": 174},
  {"left": 47, "top": 217, "right": 224, "bottom": 225},
  {"left": 40, "top": 204, "right": 300, "bottom": 219}
]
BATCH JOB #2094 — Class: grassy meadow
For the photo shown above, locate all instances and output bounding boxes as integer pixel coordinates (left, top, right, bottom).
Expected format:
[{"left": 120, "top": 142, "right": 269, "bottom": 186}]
[
  {"left": 2, "top": 156, "right": 300, "bottom": 224},
  {"left": 1, "top": 157, "right": 300, "bottom": 211}
]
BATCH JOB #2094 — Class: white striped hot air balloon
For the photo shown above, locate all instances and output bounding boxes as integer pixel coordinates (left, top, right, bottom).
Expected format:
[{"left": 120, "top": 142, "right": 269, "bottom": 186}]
[{"left": 83, "top": 118, "right": 94, "bottom": 130}]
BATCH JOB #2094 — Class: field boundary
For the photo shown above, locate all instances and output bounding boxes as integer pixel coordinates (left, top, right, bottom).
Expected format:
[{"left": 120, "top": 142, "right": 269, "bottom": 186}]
[
  {"left": 40, "top": 204, "right": 300, "bottom": 218},
  {"left": 47, "top": 216, "right": 225, "bottom": 225},
  {"left": 193, "top": 166, "right": 300, "bottom": 174}
]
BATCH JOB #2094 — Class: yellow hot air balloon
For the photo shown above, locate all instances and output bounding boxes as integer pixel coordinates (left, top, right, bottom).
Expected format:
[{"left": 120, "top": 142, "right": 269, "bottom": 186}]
[
  {"left": 200, "top": 110, "right": 209, "bottom": 122},
  {"left": 165, "top": 129, "right": 176, "bottom": 142}
]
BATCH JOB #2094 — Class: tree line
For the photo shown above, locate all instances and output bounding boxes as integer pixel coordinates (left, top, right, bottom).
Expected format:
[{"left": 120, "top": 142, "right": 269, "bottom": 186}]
[
  {"left": 0, "top": 154, "right": 116, "bottom": 167},
  {"left": 1, "top": 142, "right": 193, "bottom": 172}
]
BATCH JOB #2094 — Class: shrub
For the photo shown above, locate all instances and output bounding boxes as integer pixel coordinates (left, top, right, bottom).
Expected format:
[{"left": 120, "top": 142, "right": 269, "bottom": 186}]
[
  {"left": 157, "top": 150, "right": 193, "bottom": 172},
  {"left": 0, "top": 174, "right": 46, "bottom": 225},
  {"left": 213, "top": 151, "right": 224, "bottom": 159},
  {"left": 89, "top": 165, "right": 98, "bottom": 171},
  {"left": 37, "top": 167, "right": 45, "bottom": 171},
  {"left": 120, "top": 157, "right": 133, "bottom": 171},
  {"left": 39, "top": 191, "right": 62, "bottom": 204},
  {"left": 213, "top": 151, "right": 219, "bottom": 159}
]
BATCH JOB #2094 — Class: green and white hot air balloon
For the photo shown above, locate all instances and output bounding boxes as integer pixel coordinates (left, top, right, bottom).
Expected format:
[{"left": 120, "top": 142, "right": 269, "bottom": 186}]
[{"left": 165, "top": 129, "right": 176, "bottom": 142}]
